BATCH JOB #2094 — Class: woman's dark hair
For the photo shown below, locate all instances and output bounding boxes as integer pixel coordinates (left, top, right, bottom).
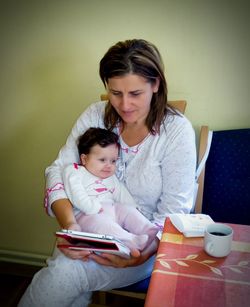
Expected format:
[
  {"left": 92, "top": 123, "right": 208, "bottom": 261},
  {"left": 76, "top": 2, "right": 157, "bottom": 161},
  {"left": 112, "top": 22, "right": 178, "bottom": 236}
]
[
  {"left": 77, "top": 127, "right": 119, "bottom": 156},
  {"left": 99, "top": 39, "right": 175, "bottom": 134}
]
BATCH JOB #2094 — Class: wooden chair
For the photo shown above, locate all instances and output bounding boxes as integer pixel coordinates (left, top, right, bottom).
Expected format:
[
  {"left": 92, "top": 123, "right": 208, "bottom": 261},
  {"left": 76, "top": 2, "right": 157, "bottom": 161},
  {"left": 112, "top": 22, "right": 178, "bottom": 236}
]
[
  {"left": 195, "top": 126, "right": 211, "bottom": 214},
  {"left": 93, "top": 95, "right": 188, "bottom": 306},
  {"left": 195, "top": 127, "right": 250, "bottom": 224}
]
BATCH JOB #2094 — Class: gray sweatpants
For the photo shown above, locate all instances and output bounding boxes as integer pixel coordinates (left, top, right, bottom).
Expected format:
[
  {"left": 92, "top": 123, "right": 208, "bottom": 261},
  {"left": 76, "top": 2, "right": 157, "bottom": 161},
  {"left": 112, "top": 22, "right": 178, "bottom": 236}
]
[{"left": 18, "top": 251, "right": 154, "bottom": 307}]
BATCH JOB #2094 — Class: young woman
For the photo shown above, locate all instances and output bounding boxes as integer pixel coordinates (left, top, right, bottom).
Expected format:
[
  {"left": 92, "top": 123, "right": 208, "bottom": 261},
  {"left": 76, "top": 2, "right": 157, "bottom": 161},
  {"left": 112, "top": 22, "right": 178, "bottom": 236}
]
[{"left": 19, "top": 39, "right": 196, "bottom": 306}]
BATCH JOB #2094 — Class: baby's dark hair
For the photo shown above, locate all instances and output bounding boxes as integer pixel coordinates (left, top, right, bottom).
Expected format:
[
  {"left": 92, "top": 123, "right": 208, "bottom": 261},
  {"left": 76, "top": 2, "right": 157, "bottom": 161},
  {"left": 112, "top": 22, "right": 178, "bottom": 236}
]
[{"left": 77, "top": 127, "right": 119, "bottom": 156}]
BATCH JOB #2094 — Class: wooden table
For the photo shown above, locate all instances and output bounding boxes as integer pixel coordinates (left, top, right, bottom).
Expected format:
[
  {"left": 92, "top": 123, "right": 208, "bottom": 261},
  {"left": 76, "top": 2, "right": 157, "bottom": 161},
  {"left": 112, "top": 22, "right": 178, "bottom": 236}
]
[{"left": 145, "top": 218, "right": 250, "bottom": 307}]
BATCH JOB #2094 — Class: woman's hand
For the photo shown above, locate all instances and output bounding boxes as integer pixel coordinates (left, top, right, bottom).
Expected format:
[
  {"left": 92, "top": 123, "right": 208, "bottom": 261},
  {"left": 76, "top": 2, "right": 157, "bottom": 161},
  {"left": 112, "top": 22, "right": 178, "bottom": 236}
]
[
  {"left": 89, "top": 237, "right": 159, "bottom": 268},
  {"left": 57, "top": 218, "right": 92, "bottom": 261},
  {"left": 88, "top": 248, "right": 141, "bottom": 268},
  {"left": 58, "top": 243, "right": 92, "bottom": 260},
  {"left": 52, "top": 199, "right": 92, "bottom": 260}
]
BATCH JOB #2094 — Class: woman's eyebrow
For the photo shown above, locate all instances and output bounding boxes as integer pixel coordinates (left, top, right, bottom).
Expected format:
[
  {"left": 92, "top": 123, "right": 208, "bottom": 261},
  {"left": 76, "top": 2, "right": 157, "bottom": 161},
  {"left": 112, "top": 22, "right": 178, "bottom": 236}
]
[
  {"left": 109, "top": 89, "right": 143, "bottom": 93},
  {"left": 129, "top": 90, "right": 143, "bottom": 94},
  {"left": 110, "top": 89, "right": 121, "bottom": 93}
]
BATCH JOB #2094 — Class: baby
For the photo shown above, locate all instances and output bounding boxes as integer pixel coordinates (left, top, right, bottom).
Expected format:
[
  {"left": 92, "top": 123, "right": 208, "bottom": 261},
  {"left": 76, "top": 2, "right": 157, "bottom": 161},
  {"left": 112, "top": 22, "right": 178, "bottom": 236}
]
[{"left": 62, "top": 127, "right": 158, "bottom": 251}]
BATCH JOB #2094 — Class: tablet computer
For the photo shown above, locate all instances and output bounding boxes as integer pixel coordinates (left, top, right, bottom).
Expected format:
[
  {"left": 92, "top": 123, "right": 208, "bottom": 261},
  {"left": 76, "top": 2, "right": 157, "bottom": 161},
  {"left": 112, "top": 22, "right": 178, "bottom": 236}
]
[{"left": 55, "top": 229, "right": 131, "bottom": 258}]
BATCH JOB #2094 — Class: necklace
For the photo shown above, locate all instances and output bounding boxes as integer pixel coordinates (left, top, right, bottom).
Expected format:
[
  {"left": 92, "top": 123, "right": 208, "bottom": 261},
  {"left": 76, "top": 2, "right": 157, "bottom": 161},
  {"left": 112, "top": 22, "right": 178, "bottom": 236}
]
[
  {"left": 119, "top": 133, "right": 151, "bottom": 154},
  {"left": 115, "top": 124, "right": 151, "bottom": 182},
  {"left": 116, "top": 124, "right": 151, "bottom": 154}
]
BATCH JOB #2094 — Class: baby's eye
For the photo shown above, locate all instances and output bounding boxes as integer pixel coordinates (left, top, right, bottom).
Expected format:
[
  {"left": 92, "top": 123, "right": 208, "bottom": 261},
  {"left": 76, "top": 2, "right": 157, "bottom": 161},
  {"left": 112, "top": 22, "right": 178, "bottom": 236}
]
[
  {"left": 99, "top": 158, "right": 105, "bottom": 162},
  {"left": 111, "top": 160, "right": 117, "bottom": 164}
]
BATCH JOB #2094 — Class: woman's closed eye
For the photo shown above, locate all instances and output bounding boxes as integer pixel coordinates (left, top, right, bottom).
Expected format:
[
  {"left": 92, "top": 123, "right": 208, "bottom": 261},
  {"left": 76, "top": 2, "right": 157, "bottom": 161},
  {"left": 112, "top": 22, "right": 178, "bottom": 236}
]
[
  {"left": 110, "top": 91, "right": 121, "bottom": 96},
  {"left": 130, "top": 91, "right": 142, "bottom": 97}
]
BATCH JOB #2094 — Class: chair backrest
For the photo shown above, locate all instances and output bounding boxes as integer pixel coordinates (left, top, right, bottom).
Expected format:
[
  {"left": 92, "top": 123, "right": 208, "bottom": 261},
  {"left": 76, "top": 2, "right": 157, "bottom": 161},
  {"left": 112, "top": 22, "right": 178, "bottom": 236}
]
[
  {"left": 195, "top": 126, "right": 210, "bottom": 214},
  {"left": 100, "top": 94, "right": 187, "bottom": 114},
  {"left": 196, "top": 127, "right": 250, "bottom": 225}
]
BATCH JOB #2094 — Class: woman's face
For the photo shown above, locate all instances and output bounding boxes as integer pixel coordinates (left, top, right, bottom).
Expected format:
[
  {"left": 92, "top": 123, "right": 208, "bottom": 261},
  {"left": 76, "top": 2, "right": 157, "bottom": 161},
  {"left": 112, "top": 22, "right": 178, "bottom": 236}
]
[{"left": 107, "top": 74, "right": 159, "bottom": 126}]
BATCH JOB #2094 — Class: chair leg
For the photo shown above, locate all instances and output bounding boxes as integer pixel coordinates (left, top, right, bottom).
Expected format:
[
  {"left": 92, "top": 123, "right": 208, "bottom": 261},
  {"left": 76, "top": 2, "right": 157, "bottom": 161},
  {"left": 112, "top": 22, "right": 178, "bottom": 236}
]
[{"left": 98, "top": 291, "right": 107, "bottom": 305}]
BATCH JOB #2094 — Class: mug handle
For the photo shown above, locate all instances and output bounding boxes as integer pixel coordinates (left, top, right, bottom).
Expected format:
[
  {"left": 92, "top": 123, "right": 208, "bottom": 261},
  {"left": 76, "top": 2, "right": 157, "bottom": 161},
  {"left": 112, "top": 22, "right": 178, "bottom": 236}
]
[{"left": 205, "top": 241, "right": 214, "bottom": 254}]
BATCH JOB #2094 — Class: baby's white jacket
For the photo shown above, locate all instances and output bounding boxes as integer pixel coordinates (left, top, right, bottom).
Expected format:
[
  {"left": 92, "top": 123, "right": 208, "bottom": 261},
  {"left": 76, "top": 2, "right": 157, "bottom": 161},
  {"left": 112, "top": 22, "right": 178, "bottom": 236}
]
[{"left": 63, "top": 163, "right": 137, "bottom": 216}]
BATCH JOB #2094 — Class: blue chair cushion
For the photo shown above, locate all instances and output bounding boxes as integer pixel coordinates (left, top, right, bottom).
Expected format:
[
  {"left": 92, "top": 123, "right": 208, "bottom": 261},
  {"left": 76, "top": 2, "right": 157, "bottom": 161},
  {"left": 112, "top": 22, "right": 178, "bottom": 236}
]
[
  {"left": 115, "top": 276, "right": 151, "bottom": 293},
  {"left": 202, "top": 128, "right": 250, "bottom": 225}
]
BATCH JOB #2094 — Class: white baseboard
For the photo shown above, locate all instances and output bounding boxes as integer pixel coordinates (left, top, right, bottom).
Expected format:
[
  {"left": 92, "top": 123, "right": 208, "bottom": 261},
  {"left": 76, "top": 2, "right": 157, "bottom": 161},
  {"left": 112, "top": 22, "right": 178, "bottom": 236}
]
[{"left": 0, "top": 249, "right": 49, "bottom": 267}]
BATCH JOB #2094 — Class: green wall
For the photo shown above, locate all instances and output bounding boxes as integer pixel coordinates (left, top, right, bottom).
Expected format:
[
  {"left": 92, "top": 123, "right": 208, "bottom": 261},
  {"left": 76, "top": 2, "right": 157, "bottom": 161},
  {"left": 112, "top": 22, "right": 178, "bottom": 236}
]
[{"left": 0, "top": 0, "right": 249, "bottom": 260}]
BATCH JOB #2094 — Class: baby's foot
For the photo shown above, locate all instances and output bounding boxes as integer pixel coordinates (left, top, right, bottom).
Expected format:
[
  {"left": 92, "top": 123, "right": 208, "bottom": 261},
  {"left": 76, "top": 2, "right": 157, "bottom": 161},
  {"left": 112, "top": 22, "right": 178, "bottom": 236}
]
[
  {"left": 130, "top": 234, "right": 149, "bottom": 251},
  {"left": 146, "top": 227, "right": 159, "bottom": 246}
]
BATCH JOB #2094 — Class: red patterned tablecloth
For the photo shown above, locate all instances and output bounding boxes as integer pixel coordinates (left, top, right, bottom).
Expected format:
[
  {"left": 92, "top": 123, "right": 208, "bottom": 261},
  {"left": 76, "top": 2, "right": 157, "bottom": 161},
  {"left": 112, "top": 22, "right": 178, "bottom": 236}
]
[{"left": 145, "top": 218, "right": 250, "bottom": 307}]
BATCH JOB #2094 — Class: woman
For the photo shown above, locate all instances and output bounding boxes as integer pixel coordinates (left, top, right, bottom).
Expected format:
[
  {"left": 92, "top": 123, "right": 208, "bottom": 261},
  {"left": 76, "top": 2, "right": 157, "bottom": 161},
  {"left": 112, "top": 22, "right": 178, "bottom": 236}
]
[{"left": 19, "top": 39, "right": 196, "bottom": 306}]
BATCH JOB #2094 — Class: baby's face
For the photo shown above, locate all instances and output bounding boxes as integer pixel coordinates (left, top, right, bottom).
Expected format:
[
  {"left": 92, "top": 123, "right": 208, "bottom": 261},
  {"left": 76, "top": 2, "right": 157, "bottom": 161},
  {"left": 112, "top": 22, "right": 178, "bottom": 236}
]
[{"left": 81, "top": 144, "right": 119, "bottom": 179}]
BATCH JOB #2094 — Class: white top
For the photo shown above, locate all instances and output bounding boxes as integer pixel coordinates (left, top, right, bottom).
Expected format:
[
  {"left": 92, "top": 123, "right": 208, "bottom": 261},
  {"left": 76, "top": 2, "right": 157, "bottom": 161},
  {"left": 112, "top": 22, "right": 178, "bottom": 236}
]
[
  {"left": 62, "top": 163, "right": 138, "bottom": 215},
  {"left": 45, "top": 101, "right": 196, "bottom": 228}
]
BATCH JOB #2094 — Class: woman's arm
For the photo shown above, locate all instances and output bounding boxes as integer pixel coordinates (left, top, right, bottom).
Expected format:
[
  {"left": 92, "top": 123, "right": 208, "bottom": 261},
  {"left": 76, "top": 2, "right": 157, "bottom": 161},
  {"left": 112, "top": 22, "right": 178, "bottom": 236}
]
[
  {"left": 52, "top": 199, "right": 79, "bottom": 230},
  {"left": 52, "top": 199, "right": 95, "bottom": 260},
  {"left": 45, "top": 102, "right": 105, "bottom": 216},
  {"left": 152, "top": 118, "right": 197, "bottom": 225}
]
